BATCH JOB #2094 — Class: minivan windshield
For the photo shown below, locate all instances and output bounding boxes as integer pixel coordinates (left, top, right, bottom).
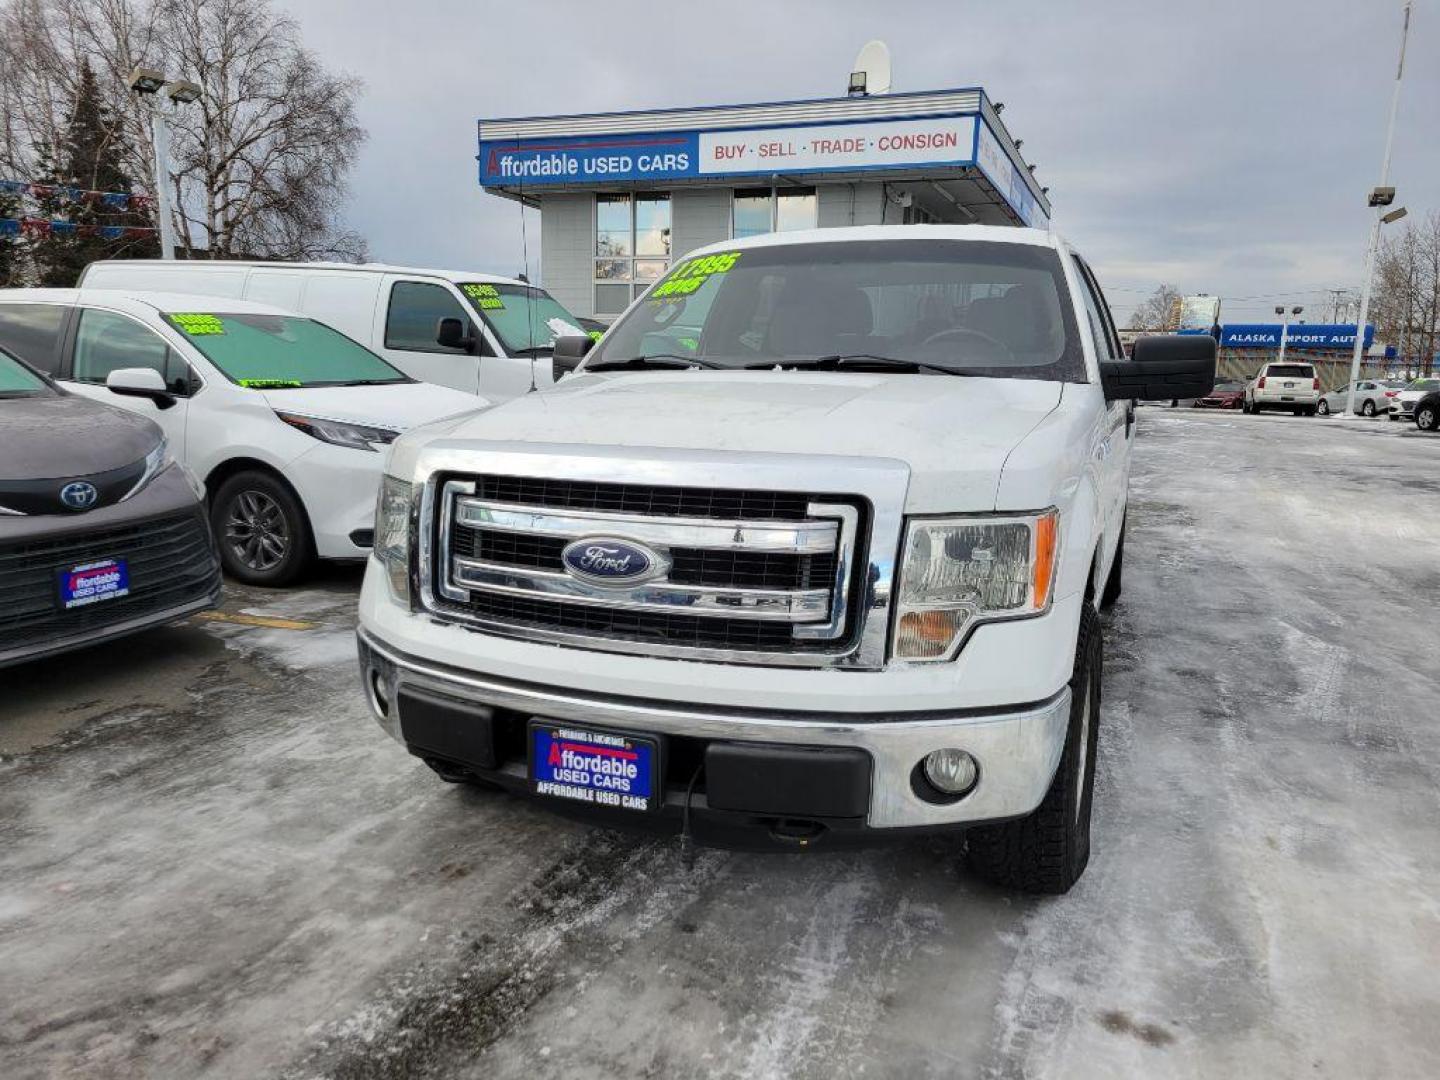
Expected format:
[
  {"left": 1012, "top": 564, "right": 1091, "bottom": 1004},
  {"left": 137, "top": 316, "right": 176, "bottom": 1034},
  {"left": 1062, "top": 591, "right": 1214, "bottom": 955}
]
[
  {"left": 459, "top": 283, "right": 586, "bottom": 355},
  {"left": 164, "top": 312, "right": 411, "bottom": 388},
  {"left": 587, "top": 240, "right": 1086, "bottom": 381},
  {"left": 0, "top": 346, "right": 52, "bottom": 397}
]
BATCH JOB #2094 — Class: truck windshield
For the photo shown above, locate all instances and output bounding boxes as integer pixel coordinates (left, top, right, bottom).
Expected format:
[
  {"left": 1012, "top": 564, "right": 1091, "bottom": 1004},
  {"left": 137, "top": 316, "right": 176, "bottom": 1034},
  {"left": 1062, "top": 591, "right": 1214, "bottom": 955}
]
[
  {"left": 164, "top": 312, "right": 411, "bottom": 388},
  {"left": 0, "top": 347, "right": 52, "bottom": 396},
  {"left": 459, "top": 283, "right": 586, "bottom": 354},
  {"left": 588, "top": 239, "right": 1086, "bottom": 381}
]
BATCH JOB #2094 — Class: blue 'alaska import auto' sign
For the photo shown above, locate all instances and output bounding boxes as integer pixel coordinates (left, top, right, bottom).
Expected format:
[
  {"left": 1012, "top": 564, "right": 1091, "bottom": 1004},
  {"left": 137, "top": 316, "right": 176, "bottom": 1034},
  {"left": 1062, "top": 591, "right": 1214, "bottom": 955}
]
[{"left": 1218, "top": 323, "right": 1375, "bottom": 350}]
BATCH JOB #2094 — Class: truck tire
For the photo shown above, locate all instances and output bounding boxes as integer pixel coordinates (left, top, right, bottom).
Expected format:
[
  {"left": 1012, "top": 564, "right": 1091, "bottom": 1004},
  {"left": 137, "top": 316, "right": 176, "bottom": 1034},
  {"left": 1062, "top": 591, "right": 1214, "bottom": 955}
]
[
  {"left": 966, "top": 603, "right": 1102, "bottom": 895},
  {"left": 210, "top": 469, "right": 314, "bottom": 587},
  {"left": 1100, "top": 530, "right": 1123, "bottom": 609},
  {"left": 1418, "top": 403, "right": 1438, "bottom": 432}
]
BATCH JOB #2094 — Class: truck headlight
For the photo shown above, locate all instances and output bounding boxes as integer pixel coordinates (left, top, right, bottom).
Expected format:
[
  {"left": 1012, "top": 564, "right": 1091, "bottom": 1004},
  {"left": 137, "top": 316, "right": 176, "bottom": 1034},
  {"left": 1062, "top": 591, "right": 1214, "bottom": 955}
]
[
  {"left": 893, "top": 510, "right": 1059, "bottom": 661},
  {"left": 375, "top": 475, "right": 413, "bottom": 604}
]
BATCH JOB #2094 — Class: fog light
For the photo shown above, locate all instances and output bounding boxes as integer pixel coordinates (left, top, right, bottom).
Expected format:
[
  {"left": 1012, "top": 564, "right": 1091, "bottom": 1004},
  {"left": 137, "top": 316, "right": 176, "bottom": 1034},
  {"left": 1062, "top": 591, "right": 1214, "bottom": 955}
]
[
  {"left": 368, "top": 667, "right": 390, "bottom": 717},
  {"left": 923, "top": 748, "right": 978, "bottom": 796}
]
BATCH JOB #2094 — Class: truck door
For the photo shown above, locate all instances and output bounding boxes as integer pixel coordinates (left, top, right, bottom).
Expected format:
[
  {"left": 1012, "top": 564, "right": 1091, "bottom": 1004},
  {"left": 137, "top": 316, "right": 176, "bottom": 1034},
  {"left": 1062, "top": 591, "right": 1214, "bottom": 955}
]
[{"left": 1072, "top": 257, "right": 1133, "bottom": 563}]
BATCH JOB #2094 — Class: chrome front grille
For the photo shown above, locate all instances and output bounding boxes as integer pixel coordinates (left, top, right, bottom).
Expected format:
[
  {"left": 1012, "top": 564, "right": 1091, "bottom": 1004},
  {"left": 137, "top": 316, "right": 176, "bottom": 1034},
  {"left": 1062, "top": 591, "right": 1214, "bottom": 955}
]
[{"left": 424, "top": 474, "right": 864, "bottom": 666}]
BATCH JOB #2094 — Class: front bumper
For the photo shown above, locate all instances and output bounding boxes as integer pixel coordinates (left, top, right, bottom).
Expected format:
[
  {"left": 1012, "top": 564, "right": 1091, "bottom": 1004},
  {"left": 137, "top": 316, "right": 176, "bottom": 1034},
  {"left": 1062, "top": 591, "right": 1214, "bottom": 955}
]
[
  {"left": 284, "top": 442, "right": 384, "bottom": 560},
  {"left": 357, "top": 627, "right": 1071, "bottom": 835}
]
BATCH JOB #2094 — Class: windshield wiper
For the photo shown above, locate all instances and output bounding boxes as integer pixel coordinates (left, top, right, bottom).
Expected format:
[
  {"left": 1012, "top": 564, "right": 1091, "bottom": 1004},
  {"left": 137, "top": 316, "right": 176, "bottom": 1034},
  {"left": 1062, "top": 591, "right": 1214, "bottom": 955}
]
[
  {"left": 586, "top": 354, "right": 724, "bottom": 372},
  {"left": 753, "top": 354, "right": 975, "bottom": 377},
  {"left": 508, "top": 345, "right": 552, "bottom": 357},
  {"left": 334, "top": 378, "right": 409, "bottom": 386}
]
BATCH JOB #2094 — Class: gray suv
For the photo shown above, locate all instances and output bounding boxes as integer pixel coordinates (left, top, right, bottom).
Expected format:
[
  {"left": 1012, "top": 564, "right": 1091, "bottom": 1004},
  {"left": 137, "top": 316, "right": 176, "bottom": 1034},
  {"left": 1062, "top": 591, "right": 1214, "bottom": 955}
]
[{"left": 0, "top": 344, "right": 221, "bottom": 668}]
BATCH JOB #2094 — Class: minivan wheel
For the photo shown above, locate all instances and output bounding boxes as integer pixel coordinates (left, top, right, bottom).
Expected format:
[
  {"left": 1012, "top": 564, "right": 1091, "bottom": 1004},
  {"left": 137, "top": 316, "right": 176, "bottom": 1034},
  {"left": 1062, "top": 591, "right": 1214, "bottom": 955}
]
[
  {"left": 211, "top": 470, "right": 314, "bottom": 586},
  {"left": 1418, "top": 405, "right": 1438, "bottom": 432},
  {"left": 966, "top": 604, "right": 1102, "bottom": 895}
]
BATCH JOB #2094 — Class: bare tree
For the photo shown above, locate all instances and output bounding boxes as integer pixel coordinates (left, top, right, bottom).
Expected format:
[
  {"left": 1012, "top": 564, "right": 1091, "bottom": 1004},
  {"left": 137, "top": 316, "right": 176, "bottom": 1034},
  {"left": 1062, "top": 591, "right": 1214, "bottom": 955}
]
[
  {"left": 0, "top": 0, "right": 367, "bottom": 262},
  {"left": 1372, "top": 212, "right": 1440, "bottom": 374},
  {"left": 1128, "top": 283, "right": 1183, "bottom": 331}
]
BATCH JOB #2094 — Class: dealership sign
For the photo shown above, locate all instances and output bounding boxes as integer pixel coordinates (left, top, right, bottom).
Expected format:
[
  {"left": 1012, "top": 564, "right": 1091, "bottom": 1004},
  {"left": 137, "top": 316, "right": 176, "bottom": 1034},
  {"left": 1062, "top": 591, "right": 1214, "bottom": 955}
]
[
  {"left": 1218, "top": 323, "right": 1375, "bottom": 350},
  {"left": 479, "top": 113, "right": 1044, "bottom": 226},
  {"left": 481, "top": 115, "right": 975, "bottom": 185}
]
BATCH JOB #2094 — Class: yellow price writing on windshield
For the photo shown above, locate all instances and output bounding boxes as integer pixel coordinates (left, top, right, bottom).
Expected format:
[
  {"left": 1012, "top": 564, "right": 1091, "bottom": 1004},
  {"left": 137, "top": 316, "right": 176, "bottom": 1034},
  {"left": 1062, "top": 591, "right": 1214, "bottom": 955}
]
[
  {"left": 169, "top": 313, "right": 226, "bottom": 335},
  {"left": 462, "top": 283, "right": 505, "bottom": 310},
  {"left": 649, "top": 251, "right": 742, "bottom": 301}
]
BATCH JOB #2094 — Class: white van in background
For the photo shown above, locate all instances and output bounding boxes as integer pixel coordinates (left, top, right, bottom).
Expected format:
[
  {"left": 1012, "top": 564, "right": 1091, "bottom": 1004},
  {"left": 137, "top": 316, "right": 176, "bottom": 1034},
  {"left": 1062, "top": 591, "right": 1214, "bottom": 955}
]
[{"left": 78, "top": 260, "right": 587, "bottom": 402}]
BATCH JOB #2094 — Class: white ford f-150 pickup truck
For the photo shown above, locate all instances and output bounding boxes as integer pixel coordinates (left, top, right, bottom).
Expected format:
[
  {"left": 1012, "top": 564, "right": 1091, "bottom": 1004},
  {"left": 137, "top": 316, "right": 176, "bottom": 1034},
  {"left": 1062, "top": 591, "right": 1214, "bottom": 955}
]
[{"left": 358, "top": 225, "right": 1214, "bottom": 894}]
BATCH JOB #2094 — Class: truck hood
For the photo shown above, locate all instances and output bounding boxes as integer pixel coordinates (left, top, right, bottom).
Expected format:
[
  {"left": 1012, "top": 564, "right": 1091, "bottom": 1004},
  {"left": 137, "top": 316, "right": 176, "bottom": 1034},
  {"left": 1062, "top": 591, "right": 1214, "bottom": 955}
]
[
  {"left": 258, "top": 381, "right": 486, "bottom": 432},
  {"left": 433, "top": 371, "right": 1065, "bottom": 512}
]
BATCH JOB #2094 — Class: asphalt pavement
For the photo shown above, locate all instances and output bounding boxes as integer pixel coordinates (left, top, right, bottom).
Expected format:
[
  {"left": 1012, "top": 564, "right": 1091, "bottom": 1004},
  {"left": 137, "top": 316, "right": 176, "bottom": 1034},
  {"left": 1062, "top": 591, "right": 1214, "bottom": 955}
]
[{"left": 2, "top": 409, "right": 1439, "bottom": 1080}]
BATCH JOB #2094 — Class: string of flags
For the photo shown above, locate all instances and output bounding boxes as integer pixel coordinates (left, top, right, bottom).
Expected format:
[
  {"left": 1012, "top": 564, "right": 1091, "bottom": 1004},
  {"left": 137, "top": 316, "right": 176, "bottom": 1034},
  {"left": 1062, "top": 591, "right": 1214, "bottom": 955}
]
[
  {"left": 0, "top": 218, "right": 155, "bottom": 239},
  {"left": 0, "top": 178, "right": 155, "bottom": 211}
]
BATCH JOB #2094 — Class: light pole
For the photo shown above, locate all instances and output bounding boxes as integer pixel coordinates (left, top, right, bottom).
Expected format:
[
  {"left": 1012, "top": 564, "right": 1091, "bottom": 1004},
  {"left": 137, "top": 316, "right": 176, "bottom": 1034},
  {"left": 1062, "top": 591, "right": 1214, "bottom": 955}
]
[
  {"left": 127, "top": 67, "right": 202, "bottom": 260},
  {"left": 1275, "top": 305, "right": 1302, "bottom": 364},
  {"left": 1343, "top": 2, "right": 1412, "bottom": 417}
]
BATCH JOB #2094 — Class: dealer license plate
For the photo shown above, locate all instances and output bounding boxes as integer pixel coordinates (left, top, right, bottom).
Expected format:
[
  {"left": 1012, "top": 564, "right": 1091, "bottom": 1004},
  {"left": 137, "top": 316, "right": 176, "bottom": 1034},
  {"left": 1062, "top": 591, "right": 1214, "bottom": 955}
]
[
  {"left": 529, "top": 721, "right": 660, "bottom": 813},
  {"left": 58, "top": 558, "right": 129, "bottom": 610}
]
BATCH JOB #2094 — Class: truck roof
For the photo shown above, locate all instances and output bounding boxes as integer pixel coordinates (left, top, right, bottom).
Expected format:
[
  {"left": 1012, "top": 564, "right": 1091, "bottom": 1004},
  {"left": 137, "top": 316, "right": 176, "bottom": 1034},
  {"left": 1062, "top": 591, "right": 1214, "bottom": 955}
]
[{"left": 680, "top": 223, "right": 1064, "bottom": 259}]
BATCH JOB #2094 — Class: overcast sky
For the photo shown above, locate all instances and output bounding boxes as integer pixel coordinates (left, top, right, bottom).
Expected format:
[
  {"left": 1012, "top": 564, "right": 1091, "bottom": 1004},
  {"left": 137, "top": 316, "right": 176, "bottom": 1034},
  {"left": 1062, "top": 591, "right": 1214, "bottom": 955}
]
[{"left": 286, "top": 0, "right": 1436, "bottom": 324}]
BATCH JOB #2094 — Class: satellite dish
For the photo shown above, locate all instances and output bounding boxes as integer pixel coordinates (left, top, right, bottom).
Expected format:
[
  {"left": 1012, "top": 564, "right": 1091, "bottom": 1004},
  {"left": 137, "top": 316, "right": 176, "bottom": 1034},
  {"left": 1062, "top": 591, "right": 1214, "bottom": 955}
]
[{"left": 848, "top": 40, "right": 892, "bottom": 97}]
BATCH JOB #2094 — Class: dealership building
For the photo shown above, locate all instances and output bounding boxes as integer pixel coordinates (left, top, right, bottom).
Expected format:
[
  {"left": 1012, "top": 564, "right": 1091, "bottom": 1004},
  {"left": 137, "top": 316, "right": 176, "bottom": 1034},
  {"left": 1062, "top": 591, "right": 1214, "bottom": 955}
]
[{"left": 476, "top": 87, "right": 1051, "bottom": 321}]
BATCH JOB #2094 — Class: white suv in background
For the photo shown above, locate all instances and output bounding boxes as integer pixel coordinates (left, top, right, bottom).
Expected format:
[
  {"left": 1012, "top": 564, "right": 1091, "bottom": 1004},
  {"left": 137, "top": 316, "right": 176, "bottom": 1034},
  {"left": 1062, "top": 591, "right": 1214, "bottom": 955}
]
[
  {"left": 1243, "top": 361, "right": 1320, "bottom": 416},
  {"left": 0, "top": 290, "right": 482, "bottom": 585}
]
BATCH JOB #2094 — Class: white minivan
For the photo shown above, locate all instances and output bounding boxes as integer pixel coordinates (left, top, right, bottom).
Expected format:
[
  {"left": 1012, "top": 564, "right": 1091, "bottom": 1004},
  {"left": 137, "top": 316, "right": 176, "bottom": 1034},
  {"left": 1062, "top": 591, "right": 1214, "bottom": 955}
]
[
  {"left": 78, "top": 260, "right": 588, "bottom": 401},
  {"left": 0, "top": 289, "right": 482, "bottom": 585}
]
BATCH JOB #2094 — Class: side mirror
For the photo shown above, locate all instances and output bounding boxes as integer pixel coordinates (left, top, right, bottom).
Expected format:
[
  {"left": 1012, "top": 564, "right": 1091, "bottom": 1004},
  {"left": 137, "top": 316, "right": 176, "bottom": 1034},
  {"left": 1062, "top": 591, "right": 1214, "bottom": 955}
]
[
  {"left": 106, "top": 367, "right": 177, "bottom": 410},
  {"left": 552, "top": 335, "right": 594, "bottom": 381},
  {"left": 1100, "top": 335, "right": 1216, "bottom": 401},
  {"left": 435, "top": 317, "right": 474, "bottom": 352}
]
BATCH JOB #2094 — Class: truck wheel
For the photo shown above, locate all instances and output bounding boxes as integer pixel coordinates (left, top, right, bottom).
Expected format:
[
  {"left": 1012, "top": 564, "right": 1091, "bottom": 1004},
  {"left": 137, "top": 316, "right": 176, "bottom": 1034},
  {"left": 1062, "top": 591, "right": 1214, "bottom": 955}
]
[
  {"left": 966, "top": 604, "right": 1102, "bottom": 895},
  {"left": 1100, "top": 531, "right": 1123, "bottom": 609},
  {"left": 210, "top": 470, "right": 314, "bottom": 586},
  {"left": 1418, "top": 404, "right": 1438, "bottom": 432}
]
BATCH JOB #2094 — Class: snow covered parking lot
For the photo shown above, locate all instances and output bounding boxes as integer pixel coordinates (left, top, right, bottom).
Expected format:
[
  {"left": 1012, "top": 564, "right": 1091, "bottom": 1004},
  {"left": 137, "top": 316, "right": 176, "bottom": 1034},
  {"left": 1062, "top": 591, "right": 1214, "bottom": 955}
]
[{"left": 2, "top": 409, "right": 1439, "bottom": 1079}]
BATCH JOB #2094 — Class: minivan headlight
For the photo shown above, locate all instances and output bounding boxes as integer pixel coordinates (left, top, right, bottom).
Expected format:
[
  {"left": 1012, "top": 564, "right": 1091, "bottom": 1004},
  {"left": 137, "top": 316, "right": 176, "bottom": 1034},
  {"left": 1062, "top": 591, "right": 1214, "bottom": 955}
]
[
  {"left": 277, "top": 411, "right": 399, "bottom": 452},
  {"left": 375, "top": 475, "right": 413, "bottom": 604},
  {"left": 893, "top": 510, "right": 1059, "bottom": 661}
]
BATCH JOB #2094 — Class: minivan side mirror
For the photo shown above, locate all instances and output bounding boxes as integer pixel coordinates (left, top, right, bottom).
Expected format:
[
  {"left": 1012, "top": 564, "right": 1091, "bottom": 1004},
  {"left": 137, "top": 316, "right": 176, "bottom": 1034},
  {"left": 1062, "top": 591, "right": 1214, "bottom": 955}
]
[
  {"left": 552, "top": 335, "right": 594, "bottom": 380},
  {"left": 106, "top": 367, "right": 177, "bottom": 410},
  {"left": 1100, "top": 335, "right": 1216, "bottom": 401}
]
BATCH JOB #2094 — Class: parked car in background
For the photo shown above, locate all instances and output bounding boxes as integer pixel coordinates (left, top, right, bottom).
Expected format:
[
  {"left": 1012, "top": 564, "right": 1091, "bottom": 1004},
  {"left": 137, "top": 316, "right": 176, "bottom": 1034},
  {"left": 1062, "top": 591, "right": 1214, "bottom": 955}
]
[
  {"left": 1388, "top": 377, "right": 1440, "bottom": 422},
  {"left": 1414, "top": 389, "right": 1439, "bottom": 433},
  {"left": 0, "top": 290, "right": 483, "bottom": 586},
  {"left": 1316, "top": 379, "right": 1405, "bottom": 416},
  {"left": 0, "top": 343, "right": 220, "bottom": 668},
  {"left": 1242, "top": 361, "right": 1320, "bottom": 415},
  {"left": 78, "top": 260, "right": 588, "bottom": 402},
  {"left": 1193, "top": 379, "right": 1245, "bottom": 409}
]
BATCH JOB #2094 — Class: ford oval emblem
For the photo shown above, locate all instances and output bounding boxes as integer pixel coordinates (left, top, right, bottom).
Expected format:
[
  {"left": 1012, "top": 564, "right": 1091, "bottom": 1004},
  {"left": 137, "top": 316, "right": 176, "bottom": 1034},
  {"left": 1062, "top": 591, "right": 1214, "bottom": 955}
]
[
  {"left": 59, "top": 481, "right": 99, "bottom": 511},
  {"left": 560, "top": 537, "right": 662, "bottom": 585}
]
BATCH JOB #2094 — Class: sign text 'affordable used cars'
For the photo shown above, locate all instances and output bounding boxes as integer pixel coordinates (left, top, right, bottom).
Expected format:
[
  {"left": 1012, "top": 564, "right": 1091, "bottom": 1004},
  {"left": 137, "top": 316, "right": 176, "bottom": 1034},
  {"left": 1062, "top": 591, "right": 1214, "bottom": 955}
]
[{"left": 479, "top": 115, "right": 979, "bottom": 187}]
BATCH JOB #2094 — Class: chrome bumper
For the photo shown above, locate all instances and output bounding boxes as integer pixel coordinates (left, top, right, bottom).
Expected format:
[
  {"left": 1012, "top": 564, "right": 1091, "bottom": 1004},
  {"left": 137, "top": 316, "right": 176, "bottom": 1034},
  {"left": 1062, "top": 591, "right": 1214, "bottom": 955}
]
[{"left": 357, "top": 627, "right": 1071, "bottom": 829}]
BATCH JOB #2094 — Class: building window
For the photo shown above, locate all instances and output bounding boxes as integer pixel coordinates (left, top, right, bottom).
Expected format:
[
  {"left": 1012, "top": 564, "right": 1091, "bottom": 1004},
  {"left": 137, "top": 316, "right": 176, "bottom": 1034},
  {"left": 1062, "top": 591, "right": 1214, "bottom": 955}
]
[
  {"left": 903, "top": 203, "right": 938, "bottom": 225},
  {"left": 595, "top": 193, "right": 671, "bottom": 314},
  {"left": 732, "top": 187, "right": 817, "bottom": 238}
]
